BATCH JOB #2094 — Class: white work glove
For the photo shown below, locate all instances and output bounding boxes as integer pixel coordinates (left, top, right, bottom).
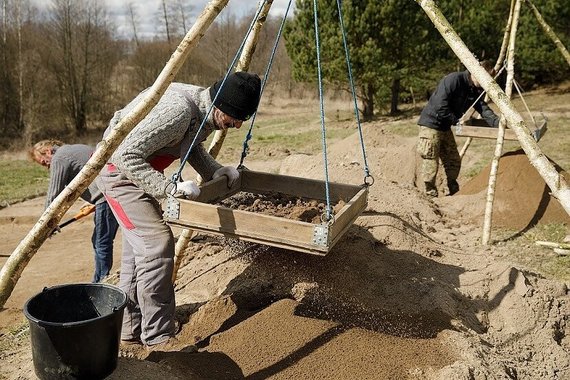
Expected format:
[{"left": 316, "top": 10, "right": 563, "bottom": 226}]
[
  {"left": 171, "top": 180, "right": 200, "bottom": 200},
  {"left": 213, "top": 166, "right": 240, "bottom": 187}
]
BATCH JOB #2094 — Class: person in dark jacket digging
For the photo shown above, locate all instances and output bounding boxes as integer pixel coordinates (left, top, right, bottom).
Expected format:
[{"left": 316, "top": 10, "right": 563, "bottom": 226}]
[
  {"left": 417, "top": 60, "right": 500, "bottom": 197},
  {"left": 96, "top": 71, "right": 262, "bottom": 353}
]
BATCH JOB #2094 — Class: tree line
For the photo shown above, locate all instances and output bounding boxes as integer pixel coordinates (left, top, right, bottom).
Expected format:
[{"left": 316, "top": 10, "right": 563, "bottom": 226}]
[
  {"left": 1, "top": 0, "right": 568, "bottom": 149},
  {"left": 0, "top": 0, "right": 292, "bottom": 148},
  {"left": 286, "top": 0, "right": 569, "bottom": 119}
]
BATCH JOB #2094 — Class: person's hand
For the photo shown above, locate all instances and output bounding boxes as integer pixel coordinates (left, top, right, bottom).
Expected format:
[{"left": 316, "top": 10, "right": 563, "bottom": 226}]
[
  {"left": 213, "top": 166, "right": 240, "bottom": 187},
  {"left": 171, "top": 180, "right": 200, "bottom": 200}
]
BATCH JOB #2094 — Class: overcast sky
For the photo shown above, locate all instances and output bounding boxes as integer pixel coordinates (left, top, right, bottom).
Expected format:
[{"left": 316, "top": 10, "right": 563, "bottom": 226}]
[
  {"left": 29, "top": 0, "right": 295, "bottom": 39},
  {"left": 106, "top": 0, "right": 296, "bottom": 39}
]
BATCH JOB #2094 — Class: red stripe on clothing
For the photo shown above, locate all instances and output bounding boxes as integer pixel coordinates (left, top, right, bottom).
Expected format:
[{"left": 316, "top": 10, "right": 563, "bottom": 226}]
[
  {"left": 105, "top": 195, "right": 135, "bottom": 230},
  {"left": 149, "top": 155, "right": 177, "bottom": 173}
]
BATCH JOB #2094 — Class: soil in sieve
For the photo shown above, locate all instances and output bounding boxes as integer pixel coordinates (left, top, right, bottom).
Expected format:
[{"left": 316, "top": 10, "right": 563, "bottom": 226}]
[{"left": 218, "top": 191, "right": 346, "bottom": 224}]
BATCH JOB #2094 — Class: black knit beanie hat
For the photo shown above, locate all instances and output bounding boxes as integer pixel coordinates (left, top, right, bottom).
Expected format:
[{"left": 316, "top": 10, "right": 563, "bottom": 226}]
[{"left": 209, "top": 72, "right": 262, "bottom": 121}]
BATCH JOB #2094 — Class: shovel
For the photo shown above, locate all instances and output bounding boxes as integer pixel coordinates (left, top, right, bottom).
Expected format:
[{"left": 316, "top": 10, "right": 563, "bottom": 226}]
[{"left": 52, "top": 204, "right": 96, "bottom": 234}]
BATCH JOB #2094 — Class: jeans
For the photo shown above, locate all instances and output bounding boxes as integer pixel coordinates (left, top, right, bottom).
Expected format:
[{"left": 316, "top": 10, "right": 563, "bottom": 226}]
[{"left": 92, "top": 201, "right": 119, "bottom": 283}]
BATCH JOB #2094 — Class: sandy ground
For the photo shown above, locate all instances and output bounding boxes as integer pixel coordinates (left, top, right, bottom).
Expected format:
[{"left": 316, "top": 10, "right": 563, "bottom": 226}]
[{"left": 1, "top": 119, "right": 570, "bottom": 380}]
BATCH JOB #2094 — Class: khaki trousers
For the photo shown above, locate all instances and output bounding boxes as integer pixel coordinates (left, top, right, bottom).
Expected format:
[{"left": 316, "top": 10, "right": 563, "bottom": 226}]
[{"left": 417, "top": 125, "right": 461, "bottom": 185}]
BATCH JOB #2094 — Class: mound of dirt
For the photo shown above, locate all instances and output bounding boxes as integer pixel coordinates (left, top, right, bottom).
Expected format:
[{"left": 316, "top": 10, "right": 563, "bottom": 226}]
[
  {"left": 458, "top": 149, "right": 570, "bottom": 230},
  {"left": 2, "top": 120, "right": 570, "bottom": 380}
]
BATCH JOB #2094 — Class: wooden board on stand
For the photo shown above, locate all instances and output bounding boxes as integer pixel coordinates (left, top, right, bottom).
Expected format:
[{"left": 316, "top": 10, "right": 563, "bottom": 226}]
[
  {"left": 164, "top": 170, "right": 368, "bottom": 255},
  {"left": 454, "top": 117, "right": 547, "bottom": 142}
]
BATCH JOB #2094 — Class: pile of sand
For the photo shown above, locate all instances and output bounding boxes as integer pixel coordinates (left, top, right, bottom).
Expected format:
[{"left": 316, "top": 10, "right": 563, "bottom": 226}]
[{"left": 458, "top": 149, "right": 570, "bottom": 230}]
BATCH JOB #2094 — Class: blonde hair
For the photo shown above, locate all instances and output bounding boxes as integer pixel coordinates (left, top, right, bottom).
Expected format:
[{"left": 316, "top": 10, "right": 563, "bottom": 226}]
[{"left": 28, "top": 139, "right": 65, "bottom": 161}]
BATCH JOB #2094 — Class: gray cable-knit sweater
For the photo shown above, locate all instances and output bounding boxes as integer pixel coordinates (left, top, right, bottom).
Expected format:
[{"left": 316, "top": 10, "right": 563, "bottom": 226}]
[
  {"left": 46, "top": 144, "right": 104, "bottom": 209},
  {"left": 102, "top": 83, "right": 222, "bottom": 199}
]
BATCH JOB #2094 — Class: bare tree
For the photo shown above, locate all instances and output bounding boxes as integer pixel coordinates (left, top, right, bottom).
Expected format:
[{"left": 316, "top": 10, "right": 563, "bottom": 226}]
[
  {"left": 126, "top": 1, "right": 139, "bottom": 47},
  {"left": 47, "top": 0, "right": 118, "bottom": 135},
  {"left": 160, "top": 0, "right": 172, "bottom": 44},
  {"left": 173, "top": 0, "right": 194, "bottom": 36},
  {"left": 1, "top": 0, "right": 10, "bottom": 133},
  {"left": 1, "top": 0, "right": 17, "bottom": 139},
  {"left": 15, "top": 0, "right": 23, "bottom": 137},
  {"left": 205, "top": 10, "right": 239, "bottom": 76},
  {"left": 0, "top": 0, "right": 36, "bottom": 143}
]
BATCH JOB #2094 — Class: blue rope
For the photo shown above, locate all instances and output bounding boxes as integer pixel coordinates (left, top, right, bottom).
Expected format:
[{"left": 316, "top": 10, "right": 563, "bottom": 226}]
[
  {"left": 335, "top": 0, "right": 371, "bottom": 184},
  {"left": 313, "top": 0, "right": 333, "bottom": 222},
  {"left": 238, "top": 0, "right": 293, "bottom": 168},
  {"left": 171, "top": 0, "right": 268, "bottom": 184}
]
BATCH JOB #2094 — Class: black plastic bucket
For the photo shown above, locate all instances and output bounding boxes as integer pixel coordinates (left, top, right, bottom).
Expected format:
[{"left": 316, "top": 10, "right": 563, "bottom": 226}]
[{"left": 23, "top": 283, "right": 127, "bottom": 380}]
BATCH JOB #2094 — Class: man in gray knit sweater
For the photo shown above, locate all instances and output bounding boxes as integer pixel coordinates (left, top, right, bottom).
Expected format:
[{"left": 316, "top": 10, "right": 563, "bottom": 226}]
[
  {"left": 30, "top": 140, "right": 119, "bottom": 282},
  {"left": 96, "top": 72, "right": 262, "bottom": 352}
]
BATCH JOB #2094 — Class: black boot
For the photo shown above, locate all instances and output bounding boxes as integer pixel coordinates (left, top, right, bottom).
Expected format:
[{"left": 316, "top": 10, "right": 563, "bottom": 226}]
[
  {"left": 424, "top": 182, "right": 438, "bottom": 197},
  {"left": 448, "top": 180, "right": 459, "bottom": 196}
]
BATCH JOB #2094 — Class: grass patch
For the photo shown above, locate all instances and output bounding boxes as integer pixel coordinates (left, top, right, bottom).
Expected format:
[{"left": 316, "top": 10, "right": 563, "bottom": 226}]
[
  {"left": 519, "top": 223, "right": 569, "bottom": 243},
  {"left": 385, "top": 120, "right": 418, "bottom": 138},
  {"left": 206, "top": 113, "right": 356, "bottom": 163},
  {"left": 0, "top": 160, "right": 48, "bottom": 206},
  {"left": 494, "top": 223, "right": 570, "bottom": 282}
]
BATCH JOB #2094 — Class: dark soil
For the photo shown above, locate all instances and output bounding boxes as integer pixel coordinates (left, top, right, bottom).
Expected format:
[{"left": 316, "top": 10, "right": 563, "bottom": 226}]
[{"left": 218, "top": 191, "right": 345, "bottom": 224}]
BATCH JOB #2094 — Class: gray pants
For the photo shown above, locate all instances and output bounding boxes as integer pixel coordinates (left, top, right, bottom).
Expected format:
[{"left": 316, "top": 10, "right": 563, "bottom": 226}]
[{"left": 97, "top": 164, "right": 176, "bottom": 345}]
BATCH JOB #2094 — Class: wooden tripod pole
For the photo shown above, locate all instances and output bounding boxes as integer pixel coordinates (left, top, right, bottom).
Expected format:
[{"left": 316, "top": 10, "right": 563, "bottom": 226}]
[
  {"left": 0, "top": 0, "right": 229, "bottom": 309},
  {"left": 459, "top": 0, "right": 515, "bottom": 160},
  {"left": 526, "top": 0, "right": 570, "bottom": 67},
  {"left": 207, "top": 0, "right": 273, "bottom": 161},
  {"left": 416, "top": 0, "right": 570, "bottom": 217},
  {"left": 172, "top": 0, "right": 274, "bottom": 284},
  {"left": 482, "top": 0, "right": 522, "bottom": 245}
]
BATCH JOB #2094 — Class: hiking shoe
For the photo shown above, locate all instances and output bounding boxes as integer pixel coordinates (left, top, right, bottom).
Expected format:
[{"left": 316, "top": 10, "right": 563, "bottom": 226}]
[
  {"left": 447, "top": 180, "right": 459, "bottom": 196},
  {"left": 424, "top": 182, "right": 438, "bottom": 197},
  {"left": 425, "top": 189, "right": 438, "bottom": 197},
  {"left": 119, "top": 338, "right": 144, "bottom": 358},
  {"left": 145, "top": 336, "right": 197, "bottom": 353}
]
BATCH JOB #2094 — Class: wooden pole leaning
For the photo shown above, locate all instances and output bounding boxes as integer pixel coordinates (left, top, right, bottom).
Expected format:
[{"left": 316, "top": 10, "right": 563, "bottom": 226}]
[
  {"left": 458, "top": 0, "right": 515, "bottom": 160},
  {"left": 0, "top": 0, "right": 229, "bottom": 309},
  {"left": 525, "top": 0, "right": 570, "bottom": 67},
  {"left": 206, "top": 0, "right": 274, "bottom": 161},
  {"left": 172, "top": 0, "right": 273, "bottom": 284},
  {"left": 416, "top": 0, "right": 570, "bottom": 220},
  {"left": 482, "top": 0, "right": 522, "bottom": 246}
]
